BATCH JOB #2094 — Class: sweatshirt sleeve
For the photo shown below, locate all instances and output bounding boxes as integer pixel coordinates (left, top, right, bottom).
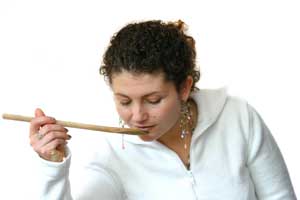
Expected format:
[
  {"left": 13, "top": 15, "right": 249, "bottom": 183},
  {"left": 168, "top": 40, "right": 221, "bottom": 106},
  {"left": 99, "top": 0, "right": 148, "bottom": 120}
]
[
  {"left": 35, "top": 146, "right": 125, "bottom": 200},
  {"left": 246, "top": 104, "right": 297, "bottom": 199}
]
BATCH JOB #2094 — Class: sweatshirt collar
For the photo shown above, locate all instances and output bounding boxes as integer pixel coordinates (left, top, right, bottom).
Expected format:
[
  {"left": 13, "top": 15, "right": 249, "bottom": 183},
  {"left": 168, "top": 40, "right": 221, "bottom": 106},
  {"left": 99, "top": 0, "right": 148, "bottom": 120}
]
[{"left": 124, "top": 87, "right": 228, "bottom": 145}]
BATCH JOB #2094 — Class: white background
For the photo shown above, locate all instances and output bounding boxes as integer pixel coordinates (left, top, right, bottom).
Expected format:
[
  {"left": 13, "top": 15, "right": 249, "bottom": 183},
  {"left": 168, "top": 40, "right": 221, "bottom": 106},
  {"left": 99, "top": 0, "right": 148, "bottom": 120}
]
[{"left": 0, "top": 0, "right": 299, "bottom": 198}]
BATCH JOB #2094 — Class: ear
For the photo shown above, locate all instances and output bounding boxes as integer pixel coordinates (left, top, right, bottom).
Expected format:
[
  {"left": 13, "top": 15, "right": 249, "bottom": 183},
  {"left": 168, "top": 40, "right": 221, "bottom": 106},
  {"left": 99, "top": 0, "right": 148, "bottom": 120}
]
[{"left": 180, "top": 76, "right": 193, "bottom": 101}]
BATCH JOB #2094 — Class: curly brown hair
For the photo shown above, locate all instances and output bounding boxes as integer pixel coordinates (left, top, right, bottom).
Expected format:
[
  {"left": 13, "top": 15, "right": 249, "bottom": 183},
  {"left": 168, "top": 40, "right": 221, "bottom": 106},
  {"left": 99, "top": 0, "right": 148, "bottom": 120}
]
[{"left": 100, "top": 20, "right": 200, "bottom": 92}]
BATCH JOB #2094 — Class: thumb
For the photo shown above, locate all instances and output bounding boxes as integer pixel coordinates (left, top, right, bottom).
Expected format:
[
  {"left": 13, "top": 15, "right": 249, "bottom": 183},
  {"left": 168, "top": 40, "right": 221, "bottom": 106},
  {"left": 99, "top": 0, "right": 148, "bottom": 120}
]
[{"left": 35, "top": 108, "right": 45, "bottom": 117}]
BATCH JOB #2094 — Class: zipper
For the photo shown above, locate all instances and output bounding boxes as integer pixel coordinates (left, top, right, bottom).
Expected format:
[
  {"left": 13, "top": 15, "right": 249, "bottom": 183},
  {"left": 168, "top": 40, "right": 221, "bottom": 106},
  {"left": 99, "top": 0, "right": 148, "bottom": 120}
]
[
  {"left": 187, "top": 170, "right": 198, "bottom": 200},
  {"left": 153, "top": 138, "right": 199, "bottom": 199}
]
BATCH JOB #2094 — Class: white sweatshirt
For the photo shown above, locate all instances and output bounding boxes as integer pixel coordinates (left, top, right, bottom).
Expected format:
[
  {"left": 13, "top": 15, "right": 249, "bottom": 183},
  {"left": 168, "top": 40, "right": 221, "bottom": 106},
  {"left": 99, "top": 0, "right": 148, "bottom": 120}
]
[{"left": 35, "top": 88, "right": 297, "bottom": 200}]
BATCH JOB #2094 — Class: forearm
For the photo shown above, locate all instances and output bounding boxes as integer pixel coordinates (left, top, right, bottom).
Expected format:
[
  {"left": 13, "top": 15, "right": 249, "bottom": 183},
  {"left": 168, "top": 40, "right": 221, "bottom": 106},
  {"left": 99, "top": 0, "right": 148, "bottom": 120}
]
[
  {"left": 34, "top": 146, "right": 125, "bottom": 200},
  {"left": 36, "top": 148, "right": 73, "bottom": 200}
]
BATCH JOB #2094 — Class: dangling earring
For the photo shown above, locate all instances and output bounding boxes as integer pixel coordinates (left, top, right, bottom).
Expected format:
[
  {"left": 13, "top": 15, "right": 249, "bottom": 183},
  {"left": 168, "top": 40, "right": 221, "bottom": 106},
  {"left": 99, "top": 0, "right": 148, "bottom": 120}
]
[
  {"left": 119, "top": 117, "right": 126, "bottom": 149},
  {"left": 180, "top": 101, "right": 192, "bottom": 149}
]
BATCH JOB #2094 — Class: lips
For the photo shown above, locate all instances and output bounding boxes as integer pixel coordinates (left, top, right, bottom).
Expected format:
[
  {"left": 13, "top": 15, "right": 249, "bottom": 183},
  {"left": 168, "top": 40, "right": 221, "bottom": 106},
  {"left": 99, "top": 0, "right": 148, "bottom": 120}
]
[{"left": 134, "top": 125, "right": 155, "bottom": 131}]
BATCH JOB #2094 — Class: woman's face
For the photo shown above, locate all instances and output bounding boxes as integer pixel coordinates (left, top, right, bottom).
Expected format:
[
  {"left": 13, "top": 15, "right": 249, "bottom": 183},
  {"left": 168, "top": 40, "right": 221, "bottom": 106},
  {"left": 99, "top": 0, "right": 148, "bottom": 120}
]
[{"left": 111, "top": 71, "right": 188, "bottom": 141}]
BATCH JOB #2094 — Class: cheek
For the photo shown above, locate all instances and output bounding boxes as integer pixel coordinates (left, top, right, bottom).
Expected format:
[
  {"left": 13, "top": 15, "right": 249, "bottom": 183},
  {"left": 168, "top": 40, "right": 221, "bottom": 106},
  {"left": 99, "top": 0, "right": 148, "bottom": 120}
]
[
  {"left": 115, "top": 105, "right": 131, "bottom": 122},
  {"left": 155, "top": 101, "right": 181, "bottom": 125}
]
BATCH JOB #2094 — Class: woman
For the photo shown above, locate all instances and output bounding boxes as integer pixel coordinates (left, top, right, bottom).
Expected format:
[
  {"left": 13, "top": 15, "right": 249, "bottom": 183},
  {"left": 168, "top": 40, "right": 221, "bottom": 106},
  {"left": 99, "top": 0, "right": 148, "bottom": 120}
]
[{"left": 29, "top": 20, "right": 296, "bottom": 199}]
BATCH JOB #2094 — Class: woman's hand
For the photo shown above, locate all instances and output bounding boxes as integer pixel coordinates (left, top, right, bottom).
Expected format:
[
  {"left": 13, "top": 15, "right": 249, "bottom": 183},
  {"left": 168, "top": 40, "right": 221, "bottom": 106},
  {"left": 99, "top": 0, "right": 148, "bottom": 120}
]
[{"left": 29, "top": 108, "right": 71, "bottom": 162}]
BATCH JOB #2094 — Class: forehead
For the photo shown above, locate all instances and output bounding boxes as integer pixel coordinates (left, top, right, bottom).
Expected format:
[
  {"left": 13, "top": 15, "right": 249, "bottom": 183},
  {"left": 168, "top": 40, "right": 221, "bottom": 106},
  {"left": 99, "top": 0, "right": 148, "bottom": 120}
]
[{"left": 111, "top": 71, "right": 176, "bottom": 96}]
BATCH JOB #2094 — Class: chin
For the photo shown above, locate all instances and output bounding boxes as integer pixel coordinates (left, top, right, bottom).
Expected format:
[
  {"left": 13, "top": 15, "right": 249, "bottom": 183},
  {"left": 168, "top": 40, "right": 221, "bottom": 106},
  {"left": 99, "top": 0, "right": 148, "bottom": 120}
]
[{"left": 138, "top": 134, "right": 157, "bottom": 142}]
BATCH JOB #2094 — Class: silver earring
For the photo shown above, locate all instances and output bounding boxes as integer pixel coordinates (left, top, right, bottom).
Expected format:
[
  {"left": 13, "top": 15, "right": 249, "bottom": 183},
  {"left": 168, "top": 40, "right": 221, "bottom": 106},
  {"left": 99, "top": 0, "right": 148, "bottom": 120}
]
[
  {"left": 180, "top": 101, "right": 192, "bottom": 149},
  {"left": 119, "top": 117, "right": 125, "bottom": 149}
]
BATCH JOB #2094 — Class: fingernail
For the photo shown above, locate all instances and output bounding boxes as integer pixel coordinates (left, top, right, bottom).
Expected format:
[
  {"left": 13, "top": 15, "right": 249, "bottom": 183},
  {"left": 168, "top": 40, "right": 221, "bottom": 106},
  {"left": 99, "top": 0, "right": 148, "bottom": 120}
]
[
  {"left": 65, "top": 128, "right": 69, "bottom": 132},
  {"left": 68, "top": 134, "right": 72, "bottom": 139}
]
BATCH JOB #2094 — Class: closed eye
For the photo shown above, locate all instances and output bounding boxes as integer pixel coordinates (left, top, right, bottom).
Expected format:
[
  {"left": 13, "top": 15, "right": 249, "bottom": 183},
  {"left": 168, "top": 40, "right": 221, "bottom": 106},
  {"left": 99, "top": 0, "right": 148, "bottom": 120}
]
[
  {"left": 120, "top": 100, "right": 131, "bottom": 106},
  {"left": 146, "top": 98, "right": 162, "bottom": 104}
]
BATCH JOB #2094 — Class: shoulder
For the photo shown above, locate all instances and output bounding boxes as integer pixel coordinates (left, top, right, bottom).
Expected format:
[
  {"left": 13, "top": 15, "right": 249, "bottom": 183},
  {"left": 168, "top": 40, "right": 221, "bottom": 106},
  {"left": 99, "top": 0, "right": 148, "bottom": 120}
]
[
  {"left": 192, "top": 88, "right": 264, "bottom": 141},
  {"left": 192, "top": 88, "right": 252, "bottom": 122}
]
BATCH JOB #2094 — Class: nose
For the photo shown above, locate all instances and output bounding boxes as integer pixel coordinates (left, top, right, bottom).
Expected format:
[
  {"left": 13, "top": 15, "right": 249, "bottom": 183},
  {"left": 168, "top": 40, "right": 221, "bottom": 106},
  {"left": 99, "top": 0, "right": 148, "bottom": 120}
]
[{"left": 131, "top": 104, "right": 148, "bottom": 123}]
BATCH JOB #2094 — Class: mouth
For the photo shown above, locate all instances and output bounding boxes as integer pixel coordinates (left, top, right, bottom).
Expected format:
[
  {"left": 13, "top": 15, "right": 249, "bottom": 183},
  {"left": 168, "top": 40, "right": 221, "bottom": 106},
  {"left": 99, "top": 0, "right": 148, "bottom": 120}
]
[{"left": 134, "top": 125, "right": 156, "bottom": 132}]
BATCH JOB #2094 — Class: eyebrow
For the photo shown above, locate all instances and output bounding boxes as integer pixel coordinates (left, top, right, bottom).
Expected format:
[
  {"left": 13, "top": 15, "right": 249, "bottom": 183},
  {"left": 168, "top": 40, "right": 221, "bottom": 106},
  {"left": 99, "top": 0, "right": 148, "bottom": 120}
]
[{"left": 114, "top": 91, "right": 163, "bottom": 98}]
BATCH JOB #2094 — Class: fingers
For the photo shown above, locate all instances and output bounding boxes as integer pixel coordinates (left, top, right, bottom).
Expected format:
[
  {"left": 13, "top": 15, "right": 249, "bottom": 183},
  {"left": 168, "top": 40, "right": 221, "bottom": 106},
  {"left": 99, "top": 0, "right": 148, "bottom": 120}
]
[
  {"left": 37, "top": 139, "right": 66, "bottom": 156},
  {"left": 30, "top": 129, "right": 71, "bottom": 161},
  {"left": 33, "top": 130, "right": 71, "bottom": 147},
  {"left": 38, "top": 124, "right": 69, "bottom": 138},
  {"left": 29, "top": 108, "right": 56, "bottom": 137},
  {"left": 29, "top": 108, "right": 71, "bottom": 161},
  {"left": 35, "top": 108, "right": 45, "bottom": 117}
]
